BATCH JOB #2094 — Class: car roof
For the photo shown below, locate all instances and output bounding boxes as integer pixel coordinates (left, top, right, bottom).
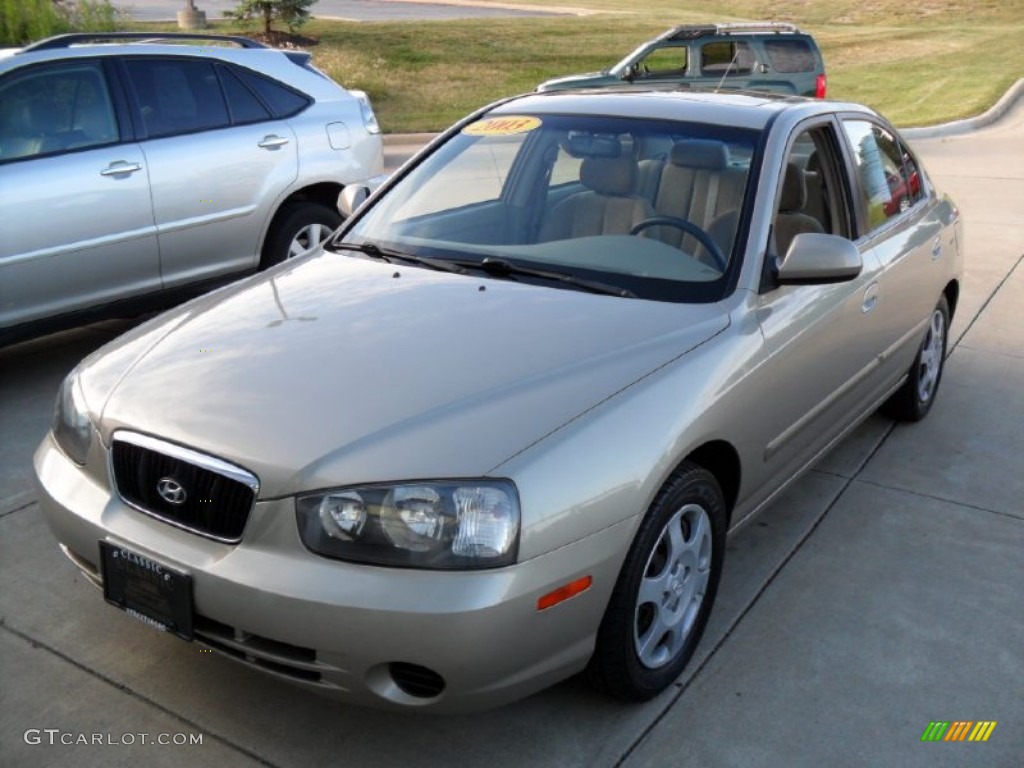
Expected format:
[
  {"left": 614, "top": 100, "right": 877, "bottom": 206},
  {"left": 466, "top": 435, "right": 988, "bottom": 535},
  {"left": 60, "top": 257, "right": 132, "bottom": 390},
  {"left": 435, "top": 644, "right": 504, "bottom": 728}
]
[
  {"left": 658, "top": 22, "right": 808, "bottom": 42},
  {"left": 0, "top": 33, "right": 299, "bottom": 73},
  {"left": 0, "top": 34, "right": 351, "bottom": 102},
  {"left": 492, "top": 88, "right": 866, "bottom": 131}
]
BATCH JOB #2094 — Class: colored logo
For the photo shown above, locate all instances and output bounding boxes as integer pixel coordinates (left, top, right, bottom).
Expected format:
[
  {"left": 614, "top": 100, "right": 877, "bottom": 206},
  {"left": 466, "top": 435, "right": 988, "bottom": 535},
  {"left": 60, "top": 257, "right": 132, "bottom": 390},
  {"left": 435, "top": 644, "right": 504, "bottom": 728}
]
[{"left": 921, "top": 721, "right": 997, "bottom": 742}]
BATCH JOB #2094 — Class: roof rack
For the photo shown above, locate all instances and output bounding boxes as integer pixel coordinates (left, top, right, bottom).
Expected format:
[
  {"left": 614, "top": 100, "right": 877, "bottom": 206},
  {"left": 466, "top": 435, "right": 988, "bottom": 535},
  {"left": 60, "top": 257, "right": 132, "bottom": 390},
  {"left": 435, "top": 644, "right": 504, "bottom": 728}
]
[
  {"left": 19, "top": 32, "right": 267, "bottom": 54},
  {"left": 664, "top": 22, "right": 802, "bottom": 41}
]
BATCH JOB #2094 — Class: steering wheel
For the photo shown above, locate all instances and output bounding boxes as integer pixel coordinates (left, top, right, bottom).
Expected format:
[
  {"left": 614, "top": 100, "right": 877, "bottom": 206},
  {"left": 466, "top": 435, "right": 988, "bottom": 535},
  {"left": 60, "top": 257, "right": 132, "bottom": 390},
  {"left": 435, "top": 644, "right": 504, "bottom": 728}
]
[{"left": 629, "top": 216, "right": 727, "bottom": 271}]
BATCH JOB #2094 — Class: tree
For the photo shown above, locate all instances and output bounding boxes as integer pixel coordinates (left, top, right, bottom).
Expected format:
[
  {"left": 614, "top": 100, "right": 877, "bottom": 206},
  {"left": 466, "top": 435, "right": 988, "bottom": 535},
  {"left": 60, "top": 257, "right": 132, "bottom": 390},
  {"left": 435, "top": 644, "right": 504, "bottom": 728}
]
[{"left": 225, "top": 0, "right": 316, "bottom": 35}]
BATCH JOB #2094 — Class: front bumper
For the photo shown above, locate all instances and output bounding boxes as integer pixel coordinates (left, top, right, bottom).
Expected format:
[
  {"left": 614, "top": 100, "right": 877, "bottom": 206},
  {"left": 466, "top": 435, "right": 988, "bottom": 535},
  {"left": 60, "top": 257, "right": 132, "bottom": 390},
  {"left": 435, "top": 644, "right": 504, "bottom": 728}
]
[{"left": 33, "top": 434, "right": 632, "bottom": 712}]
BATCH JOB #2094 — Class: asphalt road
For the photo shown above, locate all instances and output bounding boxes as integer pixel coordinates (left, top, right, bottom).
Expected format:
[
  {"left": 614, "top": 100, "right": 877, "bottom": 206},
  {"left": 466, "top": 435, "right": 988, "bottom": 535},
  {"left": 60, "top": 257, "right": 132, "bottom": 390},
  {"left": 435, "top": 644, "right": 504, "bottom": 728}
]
[
  {"left": 124, "top": 0, "right": 572, "bottom": 22},
  {"left": 1, "top": 99, "right": 1022, "bottom": 766}
]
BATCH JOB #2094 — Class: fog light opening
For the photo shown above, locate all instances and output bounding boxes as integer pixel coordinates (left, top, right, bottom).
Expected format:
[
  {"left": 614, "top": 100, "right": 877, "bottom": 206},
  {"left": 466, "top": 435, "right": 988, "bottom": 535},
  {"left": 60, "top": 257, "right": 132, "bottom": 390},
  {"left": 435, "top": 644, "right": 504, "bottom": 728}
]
[
  {"left": 389, "top": 662, "right": 446, "bottom": 699},
  {"left": 537, "top": 575, "right": 593, "bottom": 611}
]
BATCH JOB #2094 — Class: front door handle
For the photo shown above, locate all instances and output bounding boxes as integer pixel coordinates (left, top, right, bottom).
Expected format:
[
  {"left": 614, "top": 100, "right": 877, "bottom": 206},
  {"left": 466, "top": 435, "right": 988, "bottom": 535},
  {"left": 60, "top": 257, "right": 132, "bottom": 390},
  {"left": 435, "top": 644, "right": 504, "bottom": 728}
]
[
  {"left": 258, "top": 135, "right": 290, "bottom": 149},
  {"left": 862, "top": 282, "right": 879, "bottom": 314},
  {"left": 100, "top": 161, "right": 142, "bottom": 176}
]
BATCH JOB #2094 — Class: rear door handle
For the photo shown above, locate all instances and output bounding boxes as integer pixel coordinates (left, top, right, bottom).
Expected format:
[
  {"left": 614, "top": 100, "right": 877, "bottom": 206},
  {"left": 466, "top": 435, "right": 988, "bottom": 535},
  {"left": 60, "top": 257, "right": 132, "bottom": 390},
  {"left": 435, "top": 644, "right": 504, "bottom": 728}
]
[
  {"left": 932, "top": 236, "right": 942, "bottom": 260},
  {"left": 258, "top": 135, "right": 290, "bottom": 149},
  {"left": 100, "top": 161, "right": 142, "bottom": 176}
]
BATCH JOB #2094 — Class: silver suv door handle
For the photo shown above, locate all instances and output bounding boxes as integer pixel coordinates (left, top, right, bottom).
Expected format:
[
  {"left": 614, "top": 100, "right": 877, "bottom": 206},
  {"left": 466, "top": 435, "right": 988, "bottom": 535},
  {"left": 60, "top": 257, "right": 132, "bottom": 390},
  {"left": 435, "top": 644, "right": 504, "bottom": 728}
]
[
  {"left": 100, "top": 161, "right": 142, "bottom": 176},
  {"left": 862, "top": 282, "right": 879, "bottom": 314},
  {"left": 258, "top": 135, "right": 290, "bottom": 149}
]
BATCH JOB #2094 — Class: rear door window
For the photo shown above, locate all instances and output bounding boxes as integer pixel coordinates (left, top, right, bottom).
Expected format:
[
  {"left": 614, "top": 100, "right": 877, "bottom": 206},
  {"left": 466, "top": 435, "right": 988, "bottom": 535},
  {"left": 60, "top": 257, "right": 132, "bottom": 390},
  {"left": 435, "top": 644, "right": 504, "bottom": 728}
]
[
  {"left": 124, "top": 59, "right": 230, "bottom": 138},
  {"left": 700, "top": 41, "right": 755, "bottom": 76}
]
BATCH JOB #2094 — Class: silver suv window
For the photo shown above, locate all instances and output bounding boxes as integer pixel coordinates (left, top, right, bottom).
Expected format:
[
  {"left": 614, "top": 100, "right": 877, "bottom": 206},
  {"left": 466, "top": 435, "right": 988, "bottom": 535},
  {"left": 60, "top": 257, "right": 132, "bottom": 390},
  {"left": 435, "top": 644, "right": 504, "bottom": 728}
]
[
  {"left": 125, "top": 58, "right": 231, "bottom": 138},
  {"left": 0, "top": 61, "right": 118, "bottom": 161}
]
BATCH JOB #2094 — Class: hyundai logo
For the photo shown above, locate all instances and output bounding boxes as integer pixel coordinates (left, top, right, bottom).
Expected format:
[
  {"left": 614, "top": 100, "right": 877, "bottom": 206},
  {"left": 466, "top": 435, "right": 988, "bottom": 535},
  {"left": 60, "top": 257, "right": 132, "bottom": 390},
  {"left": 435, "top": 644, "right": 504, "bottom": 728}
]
[{"left": 156, "top": 477, "right": 187, "bottom": 505}]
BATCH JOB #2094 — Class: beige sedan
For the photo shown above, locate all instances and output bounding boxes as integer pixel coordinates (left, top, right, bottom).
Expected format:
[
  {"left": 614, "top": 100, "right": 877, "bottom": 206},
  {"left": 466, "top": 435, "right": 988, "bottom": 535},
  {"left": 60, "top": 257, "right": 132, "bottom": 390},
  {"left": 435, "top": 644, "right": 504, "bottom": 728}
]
[{"left": 34, "top": 89, "right": 962, "bottom": 712}]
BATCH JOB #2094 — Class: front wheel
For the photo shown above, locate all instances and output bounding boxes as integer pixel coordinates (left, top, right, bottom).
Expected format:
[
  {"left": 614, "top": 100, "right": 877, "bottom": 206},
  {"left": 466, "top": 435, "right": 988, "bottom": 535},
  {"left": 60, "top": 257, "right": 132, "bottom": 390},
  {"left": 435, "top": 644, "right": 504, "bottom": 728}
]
[
  {"left": 261, "top": 201, "right": 342, "bottom": 269},
  {"left": 881, "top": 294, "right": 950, "bottom": 421},
  {"left": 589, "top": 463, "right": 726, "bottom": 700}
]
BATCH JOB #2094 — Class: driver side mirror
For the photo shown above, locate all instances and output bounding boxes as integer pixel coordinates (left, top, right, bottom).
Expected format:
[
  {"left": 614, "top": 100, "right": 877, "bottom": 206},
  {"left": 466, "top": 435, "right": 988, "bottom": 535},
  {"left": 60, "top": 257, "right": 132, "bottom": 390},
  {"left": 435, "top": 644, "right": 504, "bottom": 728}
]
[
  {"left": 621, "top": 65, "right": 636, "bottom": 82},
  {"left": 337, "top": 185, "right": 370, "bottom": 218},
  {"left": 776, "top": 233, "right": 863, "bottom": 285}
]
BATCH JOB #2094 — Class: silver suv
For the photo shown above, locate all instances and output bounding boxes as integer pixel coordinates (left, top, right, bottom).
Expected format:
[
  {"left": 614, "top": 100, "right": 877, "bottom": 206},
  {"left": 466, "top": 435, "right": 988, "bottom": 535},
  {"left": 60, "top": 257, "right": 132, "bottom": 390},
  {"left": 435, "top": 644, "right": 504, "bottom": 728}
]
[{"left": 0, "top": 33, "right": 384, "bottom": 346}]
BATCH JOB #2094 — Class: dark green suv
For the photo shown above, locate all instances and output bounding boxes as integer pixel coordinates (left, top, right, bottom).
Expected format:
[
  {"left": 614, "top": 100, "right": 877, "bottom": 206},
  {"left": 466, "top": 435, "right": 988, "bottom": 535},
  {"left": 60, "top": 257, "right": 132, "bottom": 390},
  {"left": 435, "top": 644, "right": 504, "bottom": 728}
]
[{"left": 537, "top": 22, "right": 826, "bottom": 98}]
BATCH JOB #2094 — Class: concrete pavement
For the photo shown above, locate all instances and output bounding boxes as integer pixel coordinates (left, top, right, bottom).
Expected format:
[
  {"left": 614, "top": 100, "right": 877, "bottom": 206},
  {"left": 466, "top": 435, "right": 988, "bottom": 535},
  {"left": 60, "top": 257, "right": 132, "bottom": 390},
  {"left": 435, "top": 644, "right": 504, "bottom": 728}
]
[{"left": 1, "top": 102, "right": 1022, "bottom": 765}]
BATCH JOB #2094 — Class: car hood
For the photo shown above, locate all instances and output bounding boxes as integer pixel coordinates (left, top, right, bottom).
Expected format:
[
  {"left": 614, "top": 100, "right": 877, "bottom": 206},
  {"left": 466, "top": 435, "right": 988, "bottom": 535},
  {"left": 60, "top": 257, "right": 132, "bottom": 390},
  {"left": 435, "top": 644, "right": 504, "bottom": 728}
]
[
  {"left": 537, "top": 71, "right": 618, "bottom": 91},
  {"left": 83, "top": 254, "right": 728, "bottom": 497}
]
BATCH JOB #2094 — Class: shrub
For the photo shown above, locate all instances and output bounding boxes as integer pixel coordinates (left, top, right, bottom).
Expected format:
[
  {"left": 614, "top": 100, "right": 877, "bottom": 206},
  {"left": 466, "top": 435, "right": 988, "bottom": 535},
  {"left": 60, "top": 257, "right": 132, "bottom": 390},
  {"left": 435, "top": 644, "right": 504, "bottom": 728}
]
[{"left": 0, "top": 0, "right": 125, "bottom": 46}]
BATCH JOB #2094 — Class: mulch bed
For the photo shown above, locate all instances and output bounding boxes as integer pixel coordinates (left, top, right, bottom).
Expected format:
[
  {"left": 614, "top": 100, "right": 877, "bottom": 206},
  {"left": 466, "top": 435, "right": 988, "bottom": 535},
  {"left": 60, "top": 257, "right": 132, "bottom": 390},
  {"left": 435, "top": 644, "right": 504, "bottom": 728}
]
[{"left": 245, "top": 30, "right": 319, "bottom": 49}]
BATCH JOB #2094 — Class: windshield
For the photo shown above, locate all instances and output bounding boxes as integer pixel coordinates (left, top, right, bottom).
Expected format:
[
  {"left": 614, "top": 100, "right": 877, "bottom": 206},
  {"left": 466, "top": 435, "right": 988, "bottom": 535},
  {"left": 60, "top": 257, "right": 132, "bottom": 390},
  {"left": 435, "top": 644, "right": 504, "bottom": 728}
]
[{"left": 335, "top": 112, "right": 760, "bottom": 302}]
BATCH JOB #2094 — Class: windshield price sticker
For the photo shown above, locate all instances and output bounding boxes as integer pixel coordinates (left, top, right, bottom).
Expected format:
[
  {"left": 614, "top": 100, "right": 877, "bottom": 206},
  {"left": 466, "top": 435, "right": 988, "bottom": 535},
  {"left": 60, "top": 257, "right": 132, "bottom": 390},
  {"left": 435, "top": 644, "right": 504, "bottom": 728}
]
[{"left": 463, "top": 116, "right": 542, "bottom": 136}]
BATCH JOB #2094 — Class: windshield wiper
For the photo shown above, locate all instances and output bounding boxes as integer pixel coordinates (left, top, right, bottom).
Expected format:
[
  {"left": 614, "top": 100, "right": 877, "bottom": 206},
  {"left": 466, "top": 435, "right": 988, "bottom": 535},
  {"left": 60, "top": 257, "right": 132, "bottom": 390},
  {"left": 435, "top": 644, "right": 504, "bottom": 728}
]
[
  {"left": 330, "top": 241, "right": 467, "bottom": 274},
  {"left": 459, "top": 257, "right": 636, "bottom": 298}
]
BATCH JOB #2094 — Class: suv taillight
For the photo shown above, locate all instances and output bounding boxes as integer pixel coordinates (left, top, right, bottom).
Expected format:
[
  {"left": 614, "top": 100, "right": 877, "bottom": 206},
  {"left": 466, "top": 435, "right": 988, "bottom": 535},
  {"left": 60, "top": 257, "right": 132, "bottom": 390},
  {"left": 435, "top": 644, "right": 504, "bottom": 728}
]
[{"left": 815, "top": 74, "right": 827, "bottom": 99}]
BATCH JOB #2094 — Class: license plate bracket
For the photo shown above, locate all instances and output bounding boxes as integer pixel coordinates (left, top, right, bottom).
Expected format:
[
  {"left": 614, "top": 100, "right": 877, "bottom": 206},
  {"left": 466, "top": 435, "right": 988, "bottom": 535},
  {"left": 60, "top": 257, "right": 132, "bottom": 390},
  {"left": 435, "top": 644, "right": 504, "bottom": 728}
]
[{"left": 100, "top": 541, "right": 194, "bottom": 641}]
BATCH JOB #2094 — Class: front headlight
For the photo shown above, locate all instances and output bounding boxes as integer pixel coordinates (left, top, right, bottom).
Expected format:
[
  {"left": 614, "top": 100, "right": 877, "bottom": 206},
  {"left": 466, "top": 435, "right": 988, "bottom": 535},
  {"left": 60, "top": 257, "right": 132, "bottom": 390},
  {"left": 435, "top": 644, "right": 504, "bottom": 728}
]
[
  {"left": 52, "top": 373, "right": 93, "bottom": 465},
  {"left": 297, "top": 480, "right": 520, "bottom": 569}
]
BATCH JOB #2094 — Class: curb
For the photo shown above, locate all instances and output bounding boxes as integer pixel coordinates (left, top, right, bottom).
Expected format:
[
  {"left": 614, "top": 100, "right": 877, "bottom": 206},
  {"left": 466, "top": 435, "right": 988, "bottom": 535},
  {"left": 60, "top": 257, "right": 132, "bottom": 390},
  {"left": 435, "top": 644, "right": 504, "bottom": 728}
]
[
  {"left": 382, "top": 79, "right": 1024, "bottom": 145},
  {"left": 382, "top": 132, "right": 440, "bottom": 147},
  {"left": 901, "top": 78, "right": 1024, "bottom": 140}
]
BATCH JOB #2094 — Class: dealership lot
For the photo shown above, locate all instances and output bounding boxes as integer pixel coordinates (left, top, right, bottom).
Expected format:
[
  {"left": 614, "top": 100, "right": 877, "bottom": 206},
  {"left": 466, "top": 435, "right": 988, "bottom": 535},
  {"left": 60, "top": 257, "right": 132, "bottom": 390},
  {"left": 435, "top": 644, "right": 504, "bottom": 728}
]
[{"left": 1, "top": 94, "right": 1022, "bottom": 765}]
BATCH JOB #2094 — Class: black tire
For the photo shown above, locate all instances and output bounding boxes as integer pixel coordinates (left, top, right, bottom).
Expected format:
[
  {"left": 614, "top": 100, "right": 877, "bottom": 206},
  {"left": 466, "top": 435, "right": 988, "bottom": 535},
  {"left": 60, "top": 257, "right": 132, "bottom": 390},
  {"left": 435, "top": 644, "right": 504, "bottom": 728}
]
[
  {"left": 589, "top": 462, "right": 726, "bottom": 701},
  {"left": 881, "top": 294, "right": 950, "bottom": 422},
  {"left": 260, "top": 201, "right": 342, "bottom": 269}
]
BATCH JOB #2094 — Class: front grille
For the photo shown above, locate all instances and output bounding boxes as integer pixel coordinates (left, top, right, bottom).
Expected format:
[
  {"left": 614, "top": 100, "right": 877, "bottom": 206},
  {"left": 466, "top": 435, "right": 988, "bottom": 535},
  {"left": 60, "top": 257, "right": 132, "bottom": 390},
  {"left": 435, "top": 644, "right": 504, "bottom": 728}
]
[
  {"left": 193, "top": 615, "right": 334, "bottom": 685},
  {"left": 111, "top": 432, "right": 258, "bottom": 543}
]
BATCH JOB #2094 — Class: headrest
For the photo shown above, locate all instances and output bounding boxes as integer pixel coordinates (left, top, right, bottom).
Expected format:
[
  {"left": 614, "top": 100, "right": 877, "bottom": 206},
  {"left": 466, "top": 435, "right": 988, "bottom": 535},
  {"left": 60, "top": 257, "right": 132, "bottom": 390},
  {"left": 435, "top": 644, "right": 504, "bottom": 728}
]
[
  {"left": 669, "top": 140, "right": 729, "bottom": 170},
  {"left": 580, "top": 156, "right": 637, "bottom": 196},
  {"left": 780, "top": 162, "right": 807, "bottom": 212},
  {"left": 565, "top": 133, "right": 621, "bottom": 159}
]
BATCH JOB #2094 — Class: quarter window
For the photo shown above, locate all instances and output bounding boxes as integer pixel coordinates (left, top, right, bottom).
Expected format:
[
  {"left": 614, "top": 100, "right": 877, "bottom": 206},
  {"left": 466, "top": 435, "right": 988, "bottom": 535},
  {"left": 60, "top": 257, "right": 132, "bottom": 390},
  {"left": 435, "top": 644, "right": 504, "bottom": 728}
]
[
  {"left": 234, "top": 68, "right": 310, "bottom": 118},
  {"left": 0, "top": 61, "right": 118, "bottom": 162},
  {"left": 763, "top": 39, "right": 816, "bottom": 73},
  {"left": 218, "top": 65, "right": 272, "bottom": 124}
]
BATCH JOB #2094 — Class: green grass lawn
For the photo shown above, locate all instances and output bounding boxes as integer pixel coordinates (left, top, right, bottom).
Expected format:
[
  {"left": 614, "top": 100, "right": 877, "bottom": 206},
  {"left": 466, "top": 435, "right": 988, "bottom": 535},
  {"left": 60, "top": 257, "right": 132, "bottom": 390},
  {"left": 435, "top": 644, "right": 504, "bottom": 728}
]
[{"left": 142, "top": 0, "right": 1022, "bottom": 133}]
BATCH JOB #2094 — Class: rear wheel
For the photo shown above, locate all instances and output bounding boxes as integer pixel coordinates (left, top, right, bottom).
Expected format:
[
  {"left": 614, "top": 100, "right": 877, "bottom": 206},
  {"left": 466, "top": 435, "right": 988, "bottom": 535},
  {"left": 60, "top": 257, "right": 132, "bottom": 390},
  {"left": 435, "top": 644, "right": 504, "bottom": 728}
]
[
  {"left": 589, "top": 463, "right": 726, "bottom": 700},
  {"left": 881, "top": 295, "right": 950, "bottom": 421},
  {"left": 261, "top": 201, "right": 342, "bottom": 269}
]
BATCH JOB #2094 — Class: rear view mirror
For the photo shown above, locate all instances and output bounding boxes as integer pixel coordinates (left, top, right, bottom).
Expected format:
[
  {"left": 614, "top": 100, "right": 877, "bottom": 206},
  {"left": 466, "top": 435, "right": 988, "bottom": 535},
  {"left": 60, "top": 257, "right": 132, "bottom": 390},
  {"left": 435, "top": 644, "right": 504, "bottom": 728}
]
[
  {"left": 776, "top": 233, "right": 863, "bottom": 284},
  {"left": 337, "top": 185, "right": 370, "bottom": 218}
]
